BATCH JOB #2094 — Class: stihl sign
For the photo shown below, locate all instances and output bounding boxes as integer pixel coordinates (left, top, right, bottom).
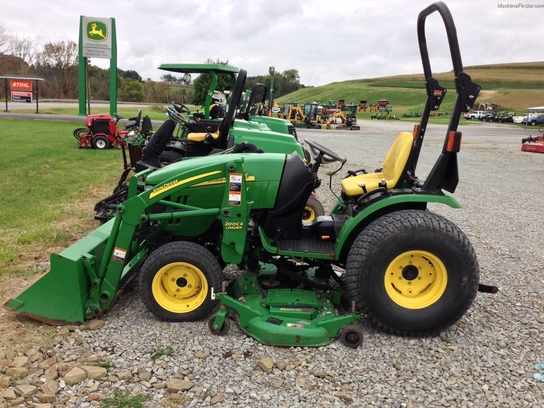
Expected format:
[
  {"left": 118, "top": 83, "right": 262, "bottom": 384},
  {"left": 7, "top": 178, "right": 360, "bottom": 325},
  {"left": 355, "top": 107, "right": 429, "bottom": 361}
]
[{"left": 10, "top": 79, "right": 32, "bottom": 91}]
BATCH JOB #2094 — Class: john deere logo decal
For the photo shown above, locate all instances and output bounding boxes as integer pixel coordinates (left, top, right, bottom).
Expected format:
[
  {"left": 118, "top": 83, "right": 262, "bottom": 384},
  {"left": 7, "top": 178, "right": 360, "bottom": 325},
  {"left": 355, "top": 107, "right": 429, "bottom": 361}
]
[{"left": 87, "top": 21, "right": 108, "bottom": 42}]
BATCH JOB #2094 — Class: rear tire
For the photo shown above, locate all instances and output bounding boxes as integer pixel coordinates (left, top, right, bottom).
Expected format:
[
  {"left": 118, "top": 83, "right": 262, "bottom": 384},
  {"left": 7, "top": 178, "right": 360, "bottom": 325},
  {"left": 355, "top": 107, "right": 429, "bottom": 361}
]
[
  {"left": 302, "top": 195, "right": 325, "bottom": 223},
  {"left": 159, "top": 150, "right": 184, "bottom": 165},
  {"left": 343, "top": 210, "right": 479, "bottom": 336},
  {"left": 91, "top": 135, "right": 111, "bottom": 150},
  {"left": 139, "top": 241, "right": 223, "bottom": 322}
]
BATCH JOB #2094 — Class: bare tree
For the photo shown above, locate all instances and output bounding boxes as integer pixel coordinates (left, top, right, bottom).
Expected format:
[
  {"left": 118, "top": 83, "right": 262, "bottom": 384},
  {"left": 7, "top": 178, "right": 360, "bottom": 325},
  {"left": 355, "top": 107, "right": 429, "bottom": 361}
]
[
  {"left": 8, "top": 34, "right": 41, "bottom": 71},
  {"left": 36, "top": 40, "right": 78, "bottom": 98},
  {"left": 0, "top": 23, "right": 10, "bottom": 55}
]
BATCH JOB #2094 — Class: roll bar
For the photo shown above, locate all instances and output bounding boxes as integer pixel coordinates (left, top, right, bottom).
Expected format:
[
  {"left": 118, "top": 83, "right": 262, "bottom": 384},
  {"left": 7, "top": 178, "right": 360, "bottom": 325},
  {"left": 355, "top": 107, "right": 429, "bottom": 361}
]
[{"left": 407, "top": 2, "right": 481, "bottom": 193}]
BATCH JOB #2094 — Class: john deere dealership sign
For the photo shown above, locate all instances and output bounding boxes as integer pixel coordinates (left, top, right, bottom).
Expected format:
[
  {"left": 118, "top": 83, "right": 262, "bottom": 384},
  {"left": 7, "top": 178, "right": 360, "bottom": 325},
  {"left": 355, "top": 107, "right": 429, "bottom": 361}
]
[{"left": 81, "top": 17, "right": 112, "bottom": 59}]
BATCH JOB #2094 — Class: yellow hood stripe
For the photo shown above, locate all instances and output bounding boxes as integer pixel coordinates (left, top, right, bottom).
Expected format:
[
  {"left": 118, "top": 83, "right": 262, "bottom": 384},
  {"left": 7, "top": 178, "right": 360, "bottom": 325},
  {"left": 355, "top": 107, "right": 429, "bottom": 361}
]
[{"left": 149, "top": 171, "right": 222, "bottom": 199}]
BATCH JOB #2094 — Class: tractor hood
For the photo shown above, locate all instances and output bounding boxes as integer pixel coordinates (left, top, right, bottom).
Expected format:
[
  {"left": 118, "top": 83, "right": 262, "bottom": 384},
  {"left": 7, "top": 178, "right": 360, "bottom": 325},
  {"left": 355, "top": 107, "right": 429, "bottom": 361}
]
[
  {"left": 146, "top": 152, "right": 287, "bottom": 187},
  {"left": 230, "top": 120, "right": 305, "bottom": 158}
]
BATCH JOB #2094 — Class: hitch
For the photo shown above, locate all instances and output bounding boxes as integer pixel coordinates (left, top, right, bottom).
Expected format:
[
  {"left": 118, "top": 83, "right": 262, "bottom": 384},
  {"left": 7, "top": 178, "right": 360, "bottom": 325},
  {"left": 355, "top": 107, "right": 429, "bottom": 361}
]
[{"left": 478, "top": 284, "right": 499, "bottom": 294}]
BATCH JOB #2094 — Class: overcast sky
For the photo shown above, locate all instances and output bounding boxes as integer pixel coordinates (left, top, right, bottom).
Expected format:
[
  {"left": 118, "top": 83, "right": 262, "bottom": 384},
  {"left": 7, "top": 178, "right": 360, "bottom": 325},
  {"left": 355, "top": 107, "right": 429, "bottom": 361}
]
[{"left": 2, "top": 0, "right": 543, "bottom": 86}]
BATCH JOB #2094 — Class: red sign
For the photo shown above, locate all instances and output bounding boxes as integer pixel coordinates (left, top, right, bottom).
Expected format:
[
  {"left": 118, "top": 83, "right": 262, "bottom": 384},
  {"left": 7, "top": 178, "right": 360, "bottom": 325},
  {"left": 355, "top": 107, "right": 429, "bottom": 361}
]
[
  {"left": 10, "top": 79, "right": 32, "bottom": 91},
  {"left": 11, "top": 91, "right": 32, "bottom": 103}
]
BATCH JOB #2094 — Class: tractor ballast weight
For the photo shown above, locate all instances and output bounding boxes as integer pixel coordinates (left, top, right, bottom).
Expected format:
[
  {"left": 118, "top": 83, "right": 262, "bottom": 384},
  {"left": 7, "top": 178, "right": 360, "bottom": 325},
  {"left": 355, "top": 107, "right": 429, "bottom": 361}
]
[{"left": 5, "top": 2, "right": 496, "bottom": 347}]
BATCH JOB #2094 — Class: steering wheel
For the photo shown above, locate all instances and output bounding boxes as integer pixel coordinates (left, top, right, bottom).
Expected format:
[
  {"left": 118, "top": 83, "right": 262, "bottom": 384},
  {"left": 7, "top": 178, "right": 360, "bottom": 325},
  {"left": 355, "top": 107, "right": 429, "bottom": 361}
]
[
  {"left": 169, "top": 102, "right": 194, "bottom": 124},
  {"left": 172, "top": 101, "right": 190, "bottom": 114},
  {"left": 114, "top": 113, "right": 125, "bottom": 125},
  {"left": 304, "top": 138, "right": 346, "bottom": 164}
]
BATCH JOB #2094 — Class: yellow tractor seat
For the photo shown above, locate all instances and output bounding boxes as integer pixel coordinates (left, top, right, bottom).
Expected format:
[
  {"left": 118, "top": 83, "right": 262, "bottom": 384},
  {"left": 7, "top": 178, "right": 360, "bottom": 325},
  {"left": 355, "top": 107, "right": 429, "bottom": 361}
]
[
  {"left": 186, "top": 132, "right": 220, "bottom": 143},
  {"left": 341, "top": 131, "right": 414, "bottom": 197}
]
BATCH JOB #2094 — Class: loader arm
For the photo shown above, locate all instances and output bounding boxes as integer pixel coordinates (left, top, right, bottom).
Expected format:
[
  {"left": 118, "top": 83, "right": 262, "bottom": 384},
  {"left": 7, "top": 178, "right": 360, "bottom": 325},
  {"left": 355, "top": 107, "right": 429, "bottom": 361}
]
[{"left": 4, "top": 158, "right": 251, "bottom": 323}]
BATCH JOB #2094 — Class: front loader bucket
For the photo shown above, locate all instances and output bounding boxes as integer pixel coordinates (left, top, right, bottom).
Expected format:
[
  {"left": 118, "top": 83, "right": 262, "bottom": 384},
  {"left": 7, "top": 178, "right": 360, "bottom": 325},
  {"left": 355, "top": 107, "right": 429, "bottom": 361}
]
[{"left": 3, "top": 220, "right": 115, "bottom": 325}]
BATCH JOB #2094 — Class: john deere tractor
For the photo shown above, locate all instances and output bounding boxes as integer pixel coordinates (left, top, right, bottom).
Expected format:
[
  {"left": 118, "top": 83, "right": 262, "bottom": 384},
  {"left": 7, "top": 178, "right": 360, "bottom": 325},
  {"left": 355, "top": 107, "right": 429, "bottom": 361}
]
[
  {"left": 5, "top": 2, "right": 495, "bottom": 348},
  {"left": 96, "top": 68, "right": 323, "bottom": 224},
  {"left": 156, "top": 63, "right": 298, "bottom": 164}
]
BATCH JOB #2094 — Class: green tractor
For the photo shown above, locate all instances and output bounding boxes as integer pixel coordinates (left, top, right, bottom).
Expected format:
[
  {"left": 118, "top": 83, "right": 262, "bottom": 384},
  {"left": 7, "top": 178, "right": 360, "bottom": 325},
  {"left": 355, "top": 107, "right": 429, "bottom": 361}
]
[
  {"left": 4, "top": 2, "right": 495, "bottom": 348},
  {"left": 99, "top": 67, "right": 323, "bottom": 223},
  {"left": 156, "top": 63, "right": 299, "bottom": 164}
]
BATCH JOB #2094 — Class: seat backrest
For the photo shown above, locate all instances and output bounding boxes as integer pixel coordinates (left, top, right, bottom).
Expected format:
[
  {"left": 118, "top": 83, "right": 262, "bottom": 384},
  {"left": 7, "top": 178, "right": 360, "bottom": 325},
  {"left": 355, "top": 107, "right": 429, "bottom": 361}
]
[
  {"left": 340, "top": 131, "right": 414, "bottom": 197},
  {"left": 382, "top": 131, "right": 414, "bottom": 188}
]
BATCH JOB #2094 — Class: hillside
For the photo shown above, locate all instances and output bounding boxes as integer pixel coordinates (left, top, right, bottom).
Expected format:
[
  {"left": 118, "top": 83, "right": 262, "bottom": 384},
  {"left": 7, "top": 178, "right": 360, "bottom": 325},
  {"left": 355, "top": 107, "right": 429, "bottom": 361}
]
[{"left": 278, "top": 61, "right": 544, "bottom": 114}]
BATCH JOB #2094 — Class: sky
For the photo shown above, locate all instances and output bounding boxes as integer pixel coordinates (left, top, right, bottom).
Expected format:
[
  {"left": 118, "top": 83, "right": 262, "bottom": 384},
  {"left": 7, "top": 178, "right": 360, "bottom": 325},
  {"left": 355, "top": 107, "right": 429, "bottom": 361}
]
[{"left": 1, "top": 0, "right": 543, "bottom": 86}]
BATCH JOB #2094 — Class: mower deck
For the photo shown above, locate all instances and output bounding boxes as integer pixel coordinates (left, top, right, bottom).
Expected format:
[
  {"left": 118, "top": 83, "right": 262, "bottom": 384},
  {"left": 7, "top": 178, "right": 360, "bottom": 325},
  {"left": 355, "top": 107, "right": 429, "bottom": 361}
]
[
  {"left": 521, "top": 142, "right": 544, "bottom": 153},
  {"left": 210, "top": 267, "right": 361, "bottom": 347}
]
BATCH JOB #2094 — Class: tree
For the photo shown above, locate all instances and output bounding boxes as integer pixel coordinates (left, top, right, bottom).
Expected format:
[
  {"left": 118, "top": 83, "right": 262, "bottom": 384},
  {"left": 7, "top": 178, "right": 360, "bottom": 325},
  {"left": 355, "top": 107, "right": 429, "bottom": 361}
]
[
  {"left": 36, "top": 40, "right": 78, "bottom": 98},
  {"left": 161, "top": 73, "right": 181, "bottom": 84},
  {"left": 118, "top": 68, "right": 142, "bottom": 82},
  {"left": 191, "top": 58, "right": 233, "bottom": 106},
  {"left": 275, "top": 69, "right": 301, "bottom": 97},
  {"left": 0, "top": 23, "right": 9, "bottom": 55},
  {"left": 88, "top": 65, "right": 110, "bottom": 100},
  {"left": 4, "top": 34, "right": 40, "bottom": 75},
  {"left": 119, "top": 78, "right": 144, "bottom": 102},
  {"left": 243, "top": 69, "right": 302, "bottom": 100}
]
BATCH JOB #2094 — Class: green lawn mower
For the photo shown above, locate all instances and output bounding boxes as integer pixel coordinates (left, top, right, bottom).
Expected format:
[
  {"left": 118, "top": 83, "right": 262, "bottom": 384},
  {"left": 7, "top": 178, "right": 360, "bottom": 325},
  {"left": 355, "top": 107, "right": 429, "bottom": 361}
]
[{"left": 4, "top": 2, "right": 497, "bottom": 348}]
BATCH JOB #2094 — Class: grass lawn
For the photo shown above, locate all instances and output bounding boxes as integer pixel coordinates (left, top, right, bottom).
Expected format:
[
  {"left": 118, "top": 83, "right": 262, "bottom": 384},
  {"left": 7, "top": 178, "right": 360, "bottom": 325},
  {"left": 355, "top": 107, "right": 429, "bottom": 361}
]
[{"left": 0, "top": 118, "right": 125, "bottom": 278}]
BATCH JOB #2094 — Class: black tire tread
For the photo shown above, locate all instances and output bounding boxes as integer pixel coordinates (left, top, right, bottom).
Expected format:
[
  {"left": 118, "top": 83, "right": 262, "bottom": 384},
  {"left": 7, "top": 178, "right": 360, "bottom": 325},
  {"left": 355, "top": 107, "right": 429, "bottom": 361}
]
[
  {"left": 139, "top": 241, "right": 223, "bottom": 322},
  {"left": 159, "top": 150, "right": 184, "bottom": 165},
  {"left": 91, "top": 135, "right": 111, "bottom": 150},
  {"left": 343, "top": 209, "right": 479, "bottom": 336},
  {"left": 305, "top": 195, "right": 325, "bottom": 218}
]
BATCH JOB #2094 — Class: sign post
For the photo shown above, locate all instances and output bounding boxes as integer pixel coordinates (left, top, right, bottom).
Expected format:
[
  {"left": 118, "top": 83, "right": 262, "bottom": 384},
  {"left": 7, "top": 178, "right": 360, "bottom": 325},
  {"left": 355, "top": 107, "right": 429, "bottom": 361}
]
[
  {"left": 0, "top": 76, "right": 43, "bottom": 112},
  {"left": 78, "top": 16, "right": 117, "bottom": 116}
]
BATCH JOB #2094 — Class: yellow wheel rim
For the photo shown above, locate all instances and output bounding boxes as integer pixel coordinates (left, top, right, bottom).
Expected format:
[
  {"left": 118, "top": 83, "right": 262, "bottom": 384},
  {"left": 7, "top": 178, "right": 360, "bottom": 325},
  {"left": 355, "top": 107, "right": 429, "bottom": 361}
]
[
  {"left": 302, "top": 206, "right": 316, "bottom": 222},
  {"left": 151, "top": 262, "right": 208, "bottom": 313},
  {"left": 384, "top": 250, "right": 448, "bottom": 309}
]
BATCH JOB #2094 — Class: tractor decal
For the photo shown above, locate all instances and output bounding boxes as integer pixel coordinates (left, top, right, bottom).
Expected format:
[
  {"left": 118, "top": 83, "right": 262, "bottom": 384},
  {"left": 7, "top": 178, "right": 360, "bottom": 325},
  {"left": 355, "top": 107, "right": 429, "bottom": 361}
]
[
  {"left": 112, "top": 247, "right": 127, "bottom": 263},
  {"left": 225, "top": 222, "right": 244, "bottom": 230},
  {"left": 149, "top": 171, "right": 221, "bottom": 199},
  {"left": 193, "top": 177, "right": 226, "bottom": 187},
  {"left": 192, "top": 174, "right": 256, "bottom": 188}
]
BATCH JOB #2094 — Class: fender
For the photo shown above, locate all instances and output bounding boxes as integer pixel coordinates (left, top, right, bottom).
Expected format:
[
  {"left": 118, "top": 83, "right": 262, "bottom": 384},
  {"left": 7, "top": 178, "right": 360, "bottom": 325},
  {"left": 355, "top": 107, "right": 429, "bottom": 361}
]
[{"left": 334, "top": 193, "right": 461, "bottom": 258}]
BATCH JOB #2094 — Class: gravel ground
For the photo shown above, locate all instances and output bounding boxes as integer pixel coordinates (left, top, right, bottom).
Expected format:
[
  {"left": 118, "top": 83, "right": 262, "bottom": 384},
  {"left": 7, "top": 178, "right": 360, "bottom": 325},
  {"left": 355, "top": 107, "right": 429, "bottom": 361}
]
[{"left": 3, "top": 120, "right": 544, "bottom": 407}]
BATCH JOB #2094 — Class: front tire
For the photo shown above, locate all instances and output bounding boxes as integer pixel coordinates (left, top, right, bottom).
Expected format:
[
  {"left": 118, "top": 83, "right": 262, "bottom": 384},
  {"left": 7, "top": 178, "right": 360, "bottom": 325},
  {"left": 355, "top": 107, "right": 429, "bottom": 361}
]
[
  {"left": 343, "top": 210, "right": 479, "bottom": 336},
  {"left": 302, "top": 195, "right": 325, "bottom": 223},
  {"left": 139, "top": 241, "right": 223, "bottom": 322},
  {"left": 91, "top": 135, "right": 111, "bottom": 150}
]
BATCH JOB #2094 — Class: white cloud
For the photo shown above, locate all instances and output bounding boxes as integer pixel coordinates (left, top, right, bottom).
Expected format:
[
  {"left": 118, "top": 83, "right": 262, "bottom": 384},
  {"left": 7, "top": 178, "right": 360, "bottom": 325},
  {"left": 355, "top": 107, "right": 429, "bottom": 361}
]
[{"left": 1, "top": 0, "right": 542, "bottom": 86}]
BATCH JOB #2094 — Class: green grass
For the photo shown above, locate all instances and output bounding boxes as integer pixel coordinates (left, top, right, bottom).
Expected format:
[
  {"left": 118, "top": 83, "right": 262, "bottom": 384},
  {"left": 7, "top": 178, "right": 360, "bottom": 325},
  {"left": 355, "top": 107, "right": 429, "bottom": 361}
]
[
  {"left": 102, "top": 389, "right": 151, "bottom": 408},
  {"left": 277, "top": 61, "right": 544, "bottom": 114},
  {"left": 151, "top": 346, "right": 174, "bottom": 360},
  {"left": 0, "top": 119, "right": 124, "bottom": 276}
]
